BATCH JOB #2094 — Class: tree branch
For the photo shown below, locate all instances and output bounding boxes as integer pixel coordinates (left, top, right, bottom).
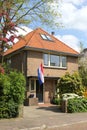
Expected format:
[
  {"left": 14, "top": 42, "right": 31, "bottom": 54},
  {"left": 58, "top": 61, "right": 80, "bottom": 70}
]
[
  {"left": 16, "top": 0, "right": 45, "bottom": 24},
  {"left": 11, "top": 2, "right": 24, "bottom": 21}
]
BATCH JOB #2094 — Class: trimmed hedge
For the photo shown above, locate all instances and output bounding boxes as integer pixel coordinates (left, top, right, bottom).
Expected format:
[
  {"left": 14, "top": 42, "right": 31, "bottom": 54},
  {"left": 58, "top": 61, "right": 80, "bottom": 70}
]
[
  {"left": 0, "top": 71, "right": 25, "bottom": 118},
  {"left": 67, "top": 98, "right": 87, "bottom": 113},
  {"left": 0, "top": 100, "right": 18, "bottom": 118}
]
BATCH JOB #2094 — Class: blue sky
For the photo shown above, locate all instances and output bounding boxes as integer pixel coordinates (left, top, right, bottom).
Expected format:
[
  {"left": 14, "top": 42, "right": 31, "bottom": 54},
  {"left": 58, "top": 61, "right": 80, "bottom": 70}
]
[
  {"left": 15, "top": 0, "right": 87, "bottom": 52},
  {"left": 54, "top": 0, "right": 87, "bottom": 52},
  {"left": 28, "top": 0, "right": 87, "bottom": 52}
]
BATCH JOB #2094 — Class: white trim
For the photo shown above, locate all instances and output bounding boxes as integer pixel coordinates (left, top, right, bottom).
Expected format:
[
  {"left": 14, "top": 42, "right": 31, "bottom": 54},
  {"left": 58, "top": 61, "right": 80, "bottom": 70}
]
[{"left": 44, "top": 65, "right": 67, "bottom": 69}]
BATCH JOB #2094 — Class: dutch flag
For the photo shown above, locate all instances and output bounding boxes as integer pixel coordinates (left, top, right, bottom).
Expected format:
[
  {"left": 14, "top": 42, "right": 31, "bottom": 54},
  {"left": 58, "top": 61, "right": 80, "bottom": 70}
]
[{"left": 38, "top": 63, "right": 44, "bottom": 86}]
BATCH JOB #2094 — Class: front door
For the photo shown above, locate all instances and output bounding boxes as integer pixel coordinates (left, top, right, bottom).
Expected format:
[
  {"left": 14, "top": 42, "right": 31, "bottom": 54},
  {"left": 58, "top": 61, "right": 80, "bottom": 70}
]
[{"left": 36, "top": 80, "right": 43, "bottom": 102}]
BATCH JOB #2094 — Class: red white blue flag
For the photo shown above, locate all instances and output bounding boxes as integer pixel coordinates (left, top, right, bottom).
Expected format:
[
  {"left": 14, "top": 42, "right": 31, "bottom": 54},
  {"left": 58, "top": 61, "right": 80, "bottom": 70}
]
[{"left": 38, "top": 63, "right": 44, "bottom": 86}]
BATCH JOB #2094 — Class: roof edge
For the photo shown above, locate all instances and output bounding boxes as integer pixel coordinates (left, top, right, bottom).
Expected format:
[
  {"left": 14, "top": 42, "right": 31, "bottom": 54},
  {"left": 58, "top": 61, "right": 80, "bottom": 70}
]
[{"left": 24, "top": 46, "right": 79, "bottom": 57}]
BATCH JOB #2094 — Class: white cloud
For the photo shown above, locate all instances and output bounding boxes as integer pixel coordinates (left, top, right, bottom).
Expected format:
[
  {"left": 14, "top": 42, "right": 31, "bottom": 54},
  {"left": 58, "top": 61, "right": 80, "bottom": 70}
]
[
  {"left": 7, "top": 26, "right": 32, "bottom": 43},
  {"left": 56, "top": 34, "right": 80, "bottom": 52},
  {"left": 13, "top": 26, "right": 32, "bottom": 43},
  {"left": 62, "top": 0, "right": 85, "bottom": 6},
  {"left": 48, "top": 0, "right": 87, "bottom": 51},
  {"left": 14, "top": 26, "right": 32, "bottom": 36},
  {"left": 58, "top": 0, "right": 87, "bottom": 31}
]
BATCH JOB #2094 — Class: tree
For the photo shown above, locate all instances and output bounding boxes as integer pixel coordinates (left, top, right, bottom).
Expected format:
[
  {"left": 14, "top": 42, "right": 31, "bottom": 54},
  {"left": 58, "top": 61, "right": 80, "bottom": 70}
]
[
  {"left": 79, "top": 42, "right": 84, "bottom": 52},
  {"left": 79, "top": 49, "right": 87, "bottom": 88},
  {"left": 0, "top": 0, "right": 61, "bottom": 63},
  {"left": 58, "top": 72, "right": 84, "bottom": 96},
  {"left": 79, "top": 58, "right": 87, "bottom": 88}
]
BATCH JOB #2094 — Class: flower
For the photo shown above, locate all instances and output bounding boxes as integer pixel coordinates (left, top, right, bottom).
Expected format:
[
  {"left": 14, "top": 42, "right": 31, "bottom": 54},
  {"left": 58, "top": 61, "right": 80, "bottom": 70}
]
[{"left": 0, "top": 66, "right": 5, "bottom": 74}]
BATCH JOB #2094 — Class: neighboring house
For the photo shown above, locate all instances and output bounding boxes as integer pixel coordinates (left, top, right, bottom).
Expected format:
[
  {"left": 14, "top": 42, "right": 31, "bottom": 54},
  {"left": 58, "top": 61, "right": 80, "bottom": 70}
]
[{"left": 4, "top": 28, "right": 79, "bottom": 104}]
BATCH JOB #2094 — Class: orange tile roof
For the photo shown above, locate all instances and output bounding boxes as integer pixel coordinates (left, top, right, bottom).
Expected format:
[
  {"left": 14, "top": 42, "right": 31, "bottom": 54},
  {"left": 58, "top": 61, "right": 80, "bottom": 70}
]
[{"left": 4, "top": 28, "right": 79, "bottom": 56}]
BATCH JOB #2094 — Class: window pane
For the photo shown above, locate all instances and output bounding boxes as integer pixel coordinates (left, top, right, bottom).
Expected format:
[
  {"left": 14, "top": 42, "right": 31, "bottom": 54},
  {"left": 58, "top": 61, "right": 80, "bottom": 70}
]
[
  {"left": 46, "top": 35, "right": 52, "bottom": 41},
  {"left": 31, "top": 80, "right": 34, "bottom": 90},
  {"left": 62, "top": 56, "right": 67, "bottom": 67},
  {"left": 43, "top": 54, "right": 49, "bottom": 66},
  {"left": 50, "top": 55, "right": 60, "bottom": 66},
  {"left": 40, "top": 34, "right": 47, "bottom": 40},
  {"left": 40, "top": 34, "right": 53, "bottom": 41}
]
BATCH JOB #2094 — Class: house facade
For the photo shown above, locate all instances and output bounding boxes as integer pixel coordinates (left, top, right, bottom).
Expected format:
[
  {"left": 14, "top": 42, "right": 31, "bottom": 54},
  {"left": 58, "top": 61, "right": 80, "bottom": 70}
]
[{"left": 4, "top": 28, "right": 79, "bottom": 104}]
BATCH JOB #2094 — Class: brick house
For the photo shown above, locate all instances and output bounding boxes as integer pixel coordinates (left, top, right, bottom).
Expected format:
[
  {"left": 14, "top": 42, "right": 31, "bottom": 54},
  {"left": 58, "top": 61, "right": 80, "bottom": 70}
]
[{"left": 4, "top": 28, "right": 79, "bottom": 104}]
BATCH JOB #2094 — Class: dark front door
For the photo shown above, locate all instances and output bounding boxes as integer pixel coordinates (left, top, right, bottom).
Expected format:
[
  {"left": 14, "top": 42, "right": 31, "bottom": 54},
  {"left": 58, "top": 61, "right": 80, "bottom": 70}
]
[{"left": 36, "top": 80, "right": 43, "bottom": 102}]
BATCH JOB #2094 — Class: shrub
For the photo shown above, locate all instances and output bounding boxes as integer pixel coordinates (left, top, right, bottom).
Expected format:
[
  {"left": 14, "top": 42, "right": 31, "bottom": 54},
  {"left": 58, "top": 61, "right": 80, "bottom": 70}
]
[
  {"left": 9, "top": 71, "right": 26, "bottom": 104},
  {"left": 67, "top": 98, "right": 87, "bottom": 113},
  {"left": 52, "top": 97, "right": 61, "bottom": 105},
  {"left": 0, "top": 65, "right": 5, "bottom": 74},
  {"left": 0, "top": 100, "right": 18, "bottom": 118},
  {"left": 0, "top": 71, "right": 26, "bottom": 118},
  {"left": 58, "top": 72, "right": 84, "bottom": 96}
]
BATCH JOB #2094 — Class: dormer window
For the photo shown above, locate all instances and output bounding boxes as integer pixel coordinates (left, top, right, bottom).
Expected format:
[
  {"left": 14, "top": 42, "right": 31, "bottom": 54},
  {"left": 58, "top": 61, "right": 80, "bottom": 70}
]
[
  {"left": 46, "top": 35, "right": 52, "bottom": 41},
  {"left": 40, "top": 34, "right": 47, "bottom": 40},
  {"left": 40, "top": 34, "right": 53, "bottom": 41}
]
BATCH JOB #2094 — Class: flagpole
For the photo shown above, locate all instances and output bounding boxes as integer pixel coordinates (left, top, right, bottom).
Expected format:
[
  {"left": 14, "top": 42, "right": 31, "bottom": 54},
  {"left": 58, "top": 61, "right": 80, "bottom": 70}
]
[{"left": 37, "top": 63, "right": 44, "bottom": 103}]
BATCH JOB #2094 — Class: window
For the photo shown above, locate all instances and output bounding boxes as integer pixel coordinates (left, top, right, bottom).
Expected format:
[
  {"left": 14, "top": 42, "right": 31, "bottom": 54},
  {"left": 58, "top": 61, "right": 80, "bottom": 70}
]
[
  {"left": 43, "top": 54, "right": 49, "bottom": 66},
  {"left": 31, "top": 80, "right": 34, "bottom": 90},
  {"left": 43, "top": 54, "right": 67, "bottom": 68},
  {"left": 61, "top": 56, "right": 67, "bottom": 67},
  {"left": 50, "top": 55, "right": 60, "bottom": 67},
  {"left": 40, "top": 34, "right": 47, "bottom": 40},
  {"left": 40, "top": 34, "right": 53, "bottom": 41},
  {"left": 46, "top": 35, "right": 52, "bottom": 41}
]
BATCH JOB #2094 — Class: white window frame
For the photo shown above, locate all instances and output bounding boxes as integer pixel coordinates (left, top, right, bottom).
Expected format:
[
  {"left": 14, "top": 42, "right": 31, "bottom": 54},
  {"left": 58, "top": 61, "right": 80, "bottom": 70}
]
[{"left": 43, "top": 53, "right": 67, "bottom": 68}]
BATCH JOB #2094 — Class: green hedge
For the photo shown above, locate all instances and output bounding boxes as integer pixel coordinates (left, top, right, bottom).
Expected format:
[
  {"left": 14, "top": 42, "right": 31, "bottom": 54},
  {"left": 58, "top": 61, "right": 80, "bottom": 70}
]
[
  {"left": 0, "top": 100, "right": 18, "bottom": 118},
  {"left": 67, "top": 98, "right": 87, "bottom": 113},
  {"left": 0, "top": 71, "right": 25, "bottom": 118}
]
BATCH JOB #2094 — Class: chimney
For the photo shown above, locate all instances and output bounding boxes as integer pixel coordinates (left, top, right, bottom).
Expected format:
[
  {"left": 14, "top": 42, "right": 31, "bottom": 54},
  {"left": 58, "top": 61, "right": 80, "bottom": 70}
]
[{"left": 51, "top": 31, "right": 55, "bottom": 35}]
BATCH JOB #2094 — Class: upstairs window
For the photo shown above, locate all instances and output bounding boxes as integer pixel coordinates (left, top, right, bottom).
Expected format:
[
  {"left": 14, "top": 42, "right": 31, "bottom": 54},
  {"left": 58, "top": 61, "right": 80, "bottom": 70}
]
[
  {"left": 61, "top": 56, "right": 67, "bottom": 67},
  {"left": 40, "top": 34, "right": 47, "bottom": 40},
  {"left": 43, "top": 54, "right": 49, "bottom": 66},
  {"left": 40, "top": 34, "right": 53, "bottom": 41},
  {"left": 50, "top": 55, "right": 60, "bottom": 67},
  {"left": 43, "top": 53, "right": 67, "bottom": 68},
  {"left": 46, "top": 35, "right": 53, "bottom": 41}
]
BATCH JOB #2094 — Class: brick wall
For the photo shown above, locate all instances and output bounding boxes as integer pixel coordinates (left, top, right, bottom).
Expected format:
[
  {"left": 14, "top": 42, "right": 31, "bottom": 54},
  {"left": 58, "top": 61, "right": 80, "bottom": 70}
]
[
  {"left": 27, "top": 50, "right": 78, "bottom": 77},
  {"left": 44, "top": 79, "right": 56, "bottom": 103},
  {"left": 10, "top": 51, "right": 27, "bottom": 75},
  {"left": 8, "top": 50, "right": 78, "bottom": 78},
  {"left": 27, "top": 51, "right": 43, "bottom": 76}
]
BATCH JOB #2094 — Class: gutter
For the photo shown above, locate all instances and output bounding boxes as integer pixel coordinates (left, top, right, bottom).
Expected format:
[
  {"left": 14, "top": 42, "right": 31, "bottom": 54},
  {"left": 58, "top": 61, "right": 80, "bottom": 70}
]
[
  {"left": 24, "top": 46, "right": 79, "bottom": 57},
  {"left": 4, "top": 45, "right": 79, "bottom": 58}
]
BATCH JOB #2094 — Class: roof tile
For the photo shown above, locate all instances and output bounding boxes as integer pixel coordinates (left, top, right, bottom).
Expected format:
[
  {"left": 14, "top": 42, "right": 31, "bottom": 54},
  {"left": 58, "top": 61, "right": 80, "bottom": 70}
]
[{"left": 4, "top": 28, "right": 79, "bottom": 56}]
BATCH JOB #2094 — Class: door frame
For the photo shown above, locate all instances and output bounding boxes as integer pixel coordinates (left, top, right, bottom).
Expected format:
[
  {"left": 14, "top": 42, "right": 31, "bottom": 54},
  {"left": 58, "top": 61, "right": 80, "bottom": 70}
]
[{"left": 29, "top": 78, "right": 44, "bottom": 103}]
